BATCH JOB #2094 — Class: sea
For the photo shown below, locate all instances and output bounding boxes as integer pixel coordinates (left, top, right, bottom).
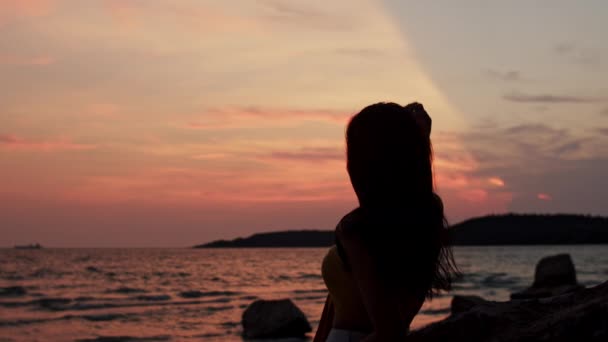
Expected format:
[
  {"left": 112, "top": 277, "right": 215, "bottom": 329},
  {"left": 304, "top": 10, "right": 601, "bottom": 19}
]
[{"left": 1, "top": 246, "right": 607, "bottom": 341}]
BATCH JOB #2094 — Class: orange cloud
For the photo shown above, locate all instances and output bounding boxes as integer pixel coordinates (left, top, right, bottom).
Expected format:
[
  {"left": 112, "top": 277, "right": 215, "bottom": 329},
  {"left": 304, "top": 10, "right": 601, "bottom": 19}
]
[
  {"left": 0, "top": 134, "right": 97, "bottom": 151},
  {"left": 488, "top": 177, "right": 505, "bottom": 187}
]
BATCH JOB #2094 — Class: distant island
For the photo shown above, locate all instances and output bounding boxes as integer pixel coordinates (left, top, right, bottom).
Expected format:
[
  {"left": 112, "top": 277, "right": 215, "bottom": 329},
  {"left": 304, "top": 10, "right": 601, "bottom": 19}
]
[
  {"left": 14, "top": 243, "right": 43, "bottom": 249},
  {"left": 196, "top": 230, "right": 334, "bottom": 248},
  {"left": 195, "top": 214, "right": 608, "bottom": 248}
]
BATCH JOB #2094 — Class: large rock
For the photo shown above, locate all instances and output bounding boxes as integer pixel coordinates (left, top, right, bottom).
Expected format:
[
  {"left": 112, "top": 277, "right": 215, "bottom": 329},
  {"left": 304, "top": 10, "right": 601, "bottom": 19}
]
[
  {"left": 532, "top": 254, "right": 577, "bottom": 287},
  {"left": 450, "top": 295, "right": 487, "bottom": 316},
  {"left": 511, "top": 253, "right": 583, "bottom": 299},
  {"left": 408, "top": 280, "right": 608, "bottom": 342},
  {"left": 242, "top": 299, "right": 312, "bottom": 339}
]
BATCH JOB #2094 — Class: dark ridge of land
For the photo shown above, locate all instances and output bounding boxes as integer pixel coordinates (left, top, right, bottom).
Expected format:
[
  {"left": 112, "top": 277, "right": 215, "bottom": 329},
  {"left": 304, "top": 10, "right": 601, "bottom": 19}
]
[
  {"left": 194, "top": 214, "right": 608, "bottom": 248},
  {"left": 449, "top": 213, "right": 608, "bottom": 245},
  {"left": 195, "top": 230, "right": 335, "bottom": 248}
]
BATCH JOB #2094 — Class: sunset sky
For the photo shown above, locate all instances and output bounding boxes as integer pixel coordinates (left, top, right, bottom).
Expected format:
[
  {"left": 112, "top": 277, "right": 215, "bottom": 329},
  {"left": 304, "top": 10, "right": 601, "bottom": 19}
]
[{"left": 1, "top": 0, "right": 607, "bottom": 247}]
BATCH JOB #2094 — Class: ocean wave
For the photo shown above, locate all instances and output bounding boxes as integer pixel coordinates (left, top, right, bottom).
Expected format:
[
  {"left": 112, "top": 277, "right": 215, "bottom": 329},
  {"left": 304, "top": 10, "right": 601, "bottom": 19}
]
[
  {"left": 0, "top": 312, "right": 136, "bottom": 327},
  {"left": 219, "top": 321, "right": 239, "bottom": 328},
  {"left": 0, "top": 286, "right": 27, "bottom": 297},
  {"left": 480, "top": 273, "right": 520, "bottom": 288},
  {"left": 292, "top": 288, "right": 327, "bottom": 294},
  {"left": 298, "top": 273, "right": 322, "bottom": 279},
  {"left": 148, "top": 271, "right": 191, "bottom": 278},
  {"left": 178, "top": 290, "right": 240, "bottom": 298},
  {"left": 133, "top": 295, "right": 171, "bottom": 301},
  {"left": 452, "top": 272, "right": 521, "bottom": 290},
  {"left": 0, "top": 317, "right": 59, "bottom": 327},
  {"left": 205, "top": 305, "right": 233, "bottom": 312},
  {"left": 30, "top": 268, "right": 67, "bottom": 278},
  {"left": 0, "top": 274, "right": 25, "bottom": 281},
  {"left": 0, "top": 300, "right": 27, "bottom": 308},
  {"left": 75, "top": 335, "right": 170, "bottom": 342},
  {"left": 238, "top": 295, "right": 258, "bottom": 301},
  {"left": 74, "top": 296, "right": 95, "bottom": 302},
  {"left": 453, "top": 272, "right": 481, "bottom": 282},
  {"left": 34, "top": 297, "right": 73, "bottom": 310},
  {"left": 2, "top": 294, "right": 245, "bottom": 314},
  {"left": 78, "top": 313, "right": 136, "bottom": 322},
  {"left": 191, "top": 333, "right": 223, "bottom": 339},
  {"left": 294, "top": 295, "right": 326, "bottom": 301},
  {"left": 106, "top": 287, "right": 147, "bottom": 294},
  {"left": 451, "top": 282, "right": 480, "bottom": 290}
]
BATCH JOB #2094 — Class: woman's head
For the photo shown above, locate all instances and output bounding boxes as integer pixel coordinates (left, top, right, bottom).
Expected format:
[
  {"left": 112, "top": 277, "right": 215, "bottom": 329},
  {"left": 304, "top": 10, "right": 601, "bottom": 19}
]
[
  {"left": 346, "top": 102, "right": 433, "bottom": 208},
  {"left": 345, "top": 102, "right": 457, "bottom": 298}
]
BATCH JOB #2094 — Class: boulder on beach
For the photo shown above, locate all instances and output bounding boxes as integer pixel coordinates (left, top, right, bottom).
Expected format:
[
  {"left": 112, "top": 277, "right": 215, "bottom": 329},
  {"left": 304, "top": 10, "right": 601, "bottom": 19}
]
[
  {"left": 450, "top": 295, "right": 486, "bottom": 315},
  {"left": 511, "top": 253, "right": 583, "bottom": 299},
  {"left": 408, "top": 280, "right": 608, "bottom": 342},
  {"left": 242, "top": 299, "right": 311, "bottom": 339}
]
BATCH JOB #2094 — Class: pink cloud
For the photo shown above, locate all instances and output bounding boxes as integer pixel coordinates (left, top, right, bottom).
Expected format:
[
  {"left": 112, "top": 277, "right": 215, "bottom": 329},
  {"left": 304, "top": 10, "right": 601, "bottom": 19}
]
[
  {"left": 537, "top": 193, "right": 553, "bottom": 201},
  {"left": 0, "top": 134, "right": 97, "bottom": 151},
  {"left": 59, "top": 166, "right": 353, "bottom": 205}
]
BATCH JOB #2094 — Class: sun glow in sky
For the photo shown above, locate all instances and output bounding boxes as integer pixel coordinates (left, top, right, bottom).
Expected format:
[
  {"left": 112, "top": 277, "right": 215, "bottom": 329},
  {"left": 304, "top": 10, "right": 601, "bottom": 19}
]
[{"left": 1, "top": 0, "right": 607, "bottom": 246}]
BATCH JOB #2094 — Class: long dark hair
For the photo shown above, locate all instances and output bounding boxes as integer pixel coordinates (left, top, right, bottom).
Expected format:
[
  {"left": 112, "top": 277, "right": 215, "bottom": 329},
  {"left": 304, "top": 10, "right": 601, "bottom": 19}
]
[{"left": 345, "top": 102, "right": 458, "bottom": 299}]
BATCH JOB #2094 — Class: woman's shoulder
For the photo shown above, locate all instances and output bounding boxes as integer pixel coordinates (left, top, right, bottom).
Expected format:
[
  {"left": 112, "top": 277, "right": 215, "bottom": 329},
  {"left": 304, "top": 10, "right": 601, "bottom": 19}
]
[{"left": 336, "top": 207, "right": 365, "bottom": 241}]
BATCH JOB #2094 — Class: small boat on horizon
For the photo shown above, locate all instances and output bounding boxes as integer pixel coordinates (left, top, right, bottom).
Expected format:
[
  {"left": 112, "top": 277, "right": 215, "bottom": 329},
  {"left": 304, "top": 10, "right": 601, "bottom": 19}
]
[{"left": 14, "top": 243, "right": 43, "bottom": 249}]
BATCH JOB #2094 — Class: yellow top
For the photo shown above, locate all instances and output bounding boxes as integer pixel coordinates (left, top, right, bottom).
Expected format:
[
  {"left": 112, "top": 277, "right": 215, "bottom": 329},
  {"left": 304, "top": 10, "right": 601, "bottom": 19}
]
[{"left": 321, "top": 244, "right": 373, "bottom": 332}]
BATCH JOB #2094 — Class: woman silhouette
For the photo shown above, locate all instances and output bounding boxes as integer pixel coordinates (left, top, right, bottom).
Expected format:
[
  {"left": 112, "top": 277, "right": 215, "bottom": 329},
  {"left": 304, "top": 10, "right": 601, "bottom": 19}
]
[{"left": 314, "top": 102, "right": 458, "bottom": 342}]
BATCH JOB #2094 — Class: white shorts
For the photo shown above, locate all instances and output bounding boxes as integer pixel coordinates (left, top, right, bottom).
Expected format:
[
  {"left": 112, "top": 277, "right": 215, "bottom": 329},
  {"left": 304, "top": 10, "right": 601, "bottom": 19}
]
[{"left": 325, "top": 328, "right": 368, "bottom": 342}]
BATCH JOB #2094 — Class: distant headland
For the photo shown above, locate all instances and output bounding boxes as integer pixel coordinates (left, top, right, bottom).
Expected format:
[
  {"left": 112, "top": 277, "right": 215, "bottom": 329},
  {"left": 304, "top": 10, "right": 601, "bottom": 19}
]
[
  {"left": 13, "top": 243, "right": 43, "bottom": 250},
  {"left": 194, "top": 214, "right": 608, "bottom": 248}
]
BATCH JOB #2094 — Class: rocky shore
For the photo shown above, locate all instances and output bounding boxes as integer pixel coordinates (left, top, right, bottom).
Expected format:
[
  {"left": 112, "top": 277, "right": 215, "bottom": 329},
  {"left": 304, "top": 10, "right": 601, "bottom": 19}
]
[
  {"left": 242, "top": 253, "right": 608, "bottom": 341},
  {"left": 408, "top": 253, "right": 607, "bottom": 341},
  {"left": 409, "top": 279, "right": 608, "bottom": 341}
]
